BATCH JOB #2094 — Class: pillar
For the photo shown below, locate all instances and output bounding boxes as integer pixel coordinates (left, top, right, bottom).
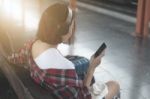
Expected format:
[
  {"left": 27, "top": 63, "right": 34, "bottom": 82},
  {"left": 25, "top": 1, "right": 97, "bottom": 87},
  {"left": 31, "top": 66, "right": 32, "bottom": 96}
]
[{"left": 135, "top": 0, "right": 150, "bottom": 38}]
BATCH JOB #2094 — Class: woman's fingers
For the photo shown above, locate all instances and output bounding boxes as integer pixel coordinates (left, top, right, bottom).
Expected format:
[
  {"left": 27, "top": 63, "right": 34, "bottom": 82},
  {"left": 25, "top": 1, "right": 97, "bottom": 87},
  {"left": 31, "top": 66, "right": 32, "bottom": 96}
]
[
  {"left": 90, "top": 56, "right": 101, "bottom": 68},
  {"left": 99, "top": 49, "right": 105, "bottom": 58},
  {"left": 90, "top": 49, "right": 106, "bottom": 68}
]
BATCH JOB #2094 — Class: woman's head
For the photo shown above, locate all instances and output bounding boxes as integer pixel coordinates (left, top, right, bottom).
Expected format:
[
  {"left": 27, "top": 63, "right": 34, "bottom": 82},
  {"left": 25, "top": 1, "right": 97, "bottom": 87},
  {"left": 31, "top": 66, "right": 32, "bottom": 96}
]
[{"left": 37, "top": 3, "right": 74, "bottom": 45}]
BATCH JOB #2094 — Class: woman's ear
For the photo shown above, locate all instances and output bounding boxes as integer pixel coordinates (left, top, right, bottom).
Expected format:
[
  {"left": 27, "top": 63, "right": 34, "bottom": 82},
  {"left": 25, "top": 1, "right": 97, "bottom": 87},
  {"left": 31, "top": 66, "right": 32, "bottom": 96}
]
[
  {"left": 61, "top": 34, "right": 68, "bottom": 44},
  {"left": 61, "top": 32, "right": 71, "bottom": 44}
]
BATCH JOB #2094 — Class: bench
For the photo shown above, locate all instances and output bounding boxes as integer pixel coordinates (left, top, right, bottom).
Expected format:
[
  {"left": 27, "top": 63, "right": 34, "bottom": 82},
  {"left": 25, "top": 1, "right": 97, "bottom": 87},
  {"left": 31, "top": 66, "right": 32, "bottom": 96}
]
[{"left": 0, "top": 31, "right": 54, "bottom": 99}]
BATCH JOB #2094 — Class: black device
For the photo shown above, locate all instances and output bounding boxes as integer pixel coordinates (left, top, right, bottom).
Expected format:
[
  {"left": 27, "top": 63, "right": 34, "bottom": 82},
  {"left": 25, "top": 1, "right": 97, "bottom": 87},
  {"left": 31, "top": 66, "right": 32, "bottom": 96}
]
[{"left": 94, "top": 43, "right": 107, "bottom": 58}]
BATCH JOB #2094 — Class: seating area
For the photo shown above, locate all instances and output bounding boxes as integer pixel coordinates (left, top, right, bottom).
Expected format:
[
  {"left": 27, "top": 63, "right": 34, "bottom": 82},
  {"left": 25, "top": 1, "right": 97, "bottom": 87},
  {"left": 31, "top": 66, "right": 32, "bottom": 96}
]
[{"left": 0, "top": 30, "right": 54, "bottom": 99}]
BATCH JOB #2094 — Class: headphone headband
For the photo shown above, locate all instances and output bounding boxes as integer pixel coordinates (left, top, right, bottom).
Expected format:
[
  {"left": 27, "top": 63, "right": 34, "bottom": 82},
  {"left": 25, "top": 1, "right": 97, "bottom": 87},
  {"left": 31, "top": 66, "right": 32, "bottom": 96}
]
[{"left": 66, "top": 7, "right": 73, "bottom": 25}]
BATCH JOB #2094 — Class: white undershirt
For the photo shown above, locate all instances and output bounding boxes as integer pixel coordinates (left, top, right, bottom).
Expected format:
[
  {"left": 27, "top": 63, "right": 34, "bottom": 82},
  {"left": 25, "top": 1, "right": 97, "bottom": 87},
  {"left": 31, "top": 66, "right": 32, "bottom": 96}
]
[{"left": 34, "top": 48, "right": 75, "bottom": 69}]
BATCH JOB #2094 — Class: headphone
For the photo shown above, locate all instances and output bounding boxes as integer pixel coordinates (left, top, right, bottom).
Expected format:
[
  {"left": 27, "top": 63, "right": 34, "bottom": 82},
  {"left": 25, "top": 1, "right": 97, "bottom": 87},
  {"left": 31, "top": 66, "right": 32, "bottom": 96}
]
[
  {"left": 66, "top": 7, "right": 74, "bottom": 26},
  {"left": 56, "top": 6, "right": 74, "bottom": 36},
  {"left": 42, "top": 3, "right": 74, "bottom": 37}
]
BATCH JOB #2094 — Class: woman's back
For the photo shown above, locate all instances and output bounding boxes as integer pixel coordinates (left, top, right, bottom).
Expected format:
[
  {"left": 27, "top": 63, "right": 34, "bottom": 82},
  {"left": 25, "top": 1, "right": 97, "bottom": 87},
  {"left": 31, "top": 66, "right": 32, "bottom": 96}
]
[{"left": 31, "top": 40, "right": 75, "bottom": 69}]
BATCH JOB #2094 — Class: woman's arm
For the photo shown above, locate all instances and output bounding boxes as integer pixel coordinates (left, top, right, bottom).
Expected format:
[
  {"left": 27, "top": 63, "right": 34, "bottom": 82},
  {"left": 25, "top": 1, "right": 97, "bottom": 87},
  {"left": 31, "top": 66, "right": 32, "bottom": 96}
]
[
  {"left": 83, "top": 49, "right": 105, "bottom": 87},
  {"left": 83, "top": 55, "right": 102, "bottom": 87},
  {"left": 83, "top": 65, "right": 96, "bottom": 87}
]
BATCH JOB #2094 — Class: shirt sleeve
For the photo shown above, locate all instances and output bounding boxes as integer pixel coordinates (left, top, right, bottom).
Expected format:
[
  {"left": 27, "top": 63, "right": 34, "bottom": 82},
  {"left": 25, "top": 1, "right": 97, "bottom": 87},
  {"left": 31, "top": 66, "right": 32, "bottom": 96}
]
[{"left": 7, "top": 41, "right": 31, "bottom": 65}]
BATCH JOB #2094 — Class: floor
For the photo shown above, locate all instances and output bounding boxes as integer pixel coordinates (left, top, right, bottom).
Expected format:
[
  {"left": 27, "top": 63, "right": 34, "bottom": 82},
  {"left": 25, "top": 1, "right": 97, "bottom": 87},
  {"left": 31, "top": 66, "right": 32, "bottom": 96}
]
[{"left": 69, "top": 5, "right": 150, "bottom": 99}]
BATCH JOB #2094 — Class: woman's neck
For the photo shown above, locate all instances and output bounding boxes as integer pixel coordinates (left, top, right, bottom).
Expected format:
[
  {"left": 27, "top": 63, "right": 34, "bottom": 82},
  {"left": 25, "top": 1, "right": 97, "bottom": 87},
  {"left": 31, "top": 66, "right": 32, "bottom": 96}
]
[{"left": 37, "top": 40, "right": 58, "bottom": 48}]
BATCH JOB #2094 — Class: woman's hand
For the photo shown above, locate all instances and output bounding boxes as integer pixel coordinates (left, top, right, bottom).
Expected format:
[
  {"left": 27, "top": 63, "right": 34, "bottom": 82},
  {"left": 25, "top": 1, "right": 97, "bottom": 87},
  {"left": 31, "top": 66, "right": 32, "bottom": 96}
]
[
  {"left": 89, "top": 50, "right": 105, "bottom": 69},
  {"left": 84, "top": 50, "right": 105, "bottom": 87}
]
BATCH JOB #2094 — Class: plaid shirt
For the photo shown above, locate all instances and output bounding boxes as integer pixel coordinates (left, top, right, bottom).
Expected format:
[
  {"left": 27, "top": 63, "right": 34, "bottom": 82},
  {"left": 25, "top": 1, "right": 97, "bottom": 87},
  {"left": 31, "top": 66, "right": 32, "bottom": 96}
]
[{"left": 8, "top": 39, "right": 91, "bottom": 99}]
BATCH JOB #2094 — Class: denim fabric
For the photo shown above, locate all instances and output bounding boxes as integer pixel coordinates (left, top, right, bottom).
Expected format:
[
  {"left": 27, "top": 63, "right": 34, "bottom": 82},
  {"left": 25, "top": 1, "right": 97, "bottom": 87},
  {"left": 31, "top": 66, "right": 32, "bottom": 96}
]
[{"left": 66, "top": 55, "right": 95, "bottom": 85}]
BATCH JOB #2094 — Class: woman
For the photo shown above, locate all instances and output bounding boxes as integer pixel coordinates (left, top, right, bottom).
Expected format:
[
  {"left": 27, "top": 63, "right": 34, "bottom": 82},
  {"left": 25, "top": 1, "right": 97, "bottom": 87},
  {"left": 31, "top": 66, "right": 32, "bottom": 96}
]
[{"left": 8, "top": 2, "right": 120, "bottom": 99}]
